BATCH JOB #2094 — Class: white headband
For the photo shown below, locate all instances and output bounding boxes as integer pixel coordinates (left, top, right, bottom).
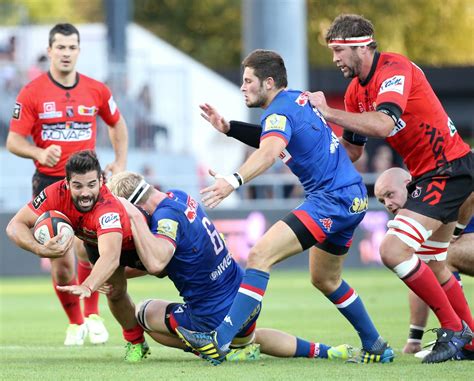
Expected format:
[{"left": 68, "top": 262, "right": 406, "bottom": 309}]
[
  {"left": 127, "top": 179, "right": 151, "bottom": 205},
  {"left": 328, "top": 35, "right": 374, "bottom": 47}
]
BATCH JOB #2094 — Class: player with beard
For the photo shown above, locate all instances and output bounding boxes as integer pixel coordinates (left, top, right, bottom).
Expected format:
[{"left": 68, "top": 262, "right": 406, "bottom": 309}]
[
  {"left": 176, "top": 49, "right": 393, "bottom": 365},
  {"left": 308, "top": 14, "right": 473, "bottom": 363},
  {"left": 6, "top": 151, "right": 149, "bottom": 362},
  {"left": 6, "top": 23, "right": 129, "bottom": 346}
]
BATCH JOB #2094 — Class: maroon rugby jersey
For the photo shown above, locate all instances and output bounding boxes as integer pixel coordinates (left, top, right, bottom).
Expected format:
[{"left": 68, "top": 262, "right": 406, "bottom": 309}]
[
  {"left": 10, "top": 72, "right": 120, "bottom": 176},
  {"left": 28, "top": 180, "right": 135, "bottom": 250},
  {"left": 344, "top": 52, "right": 470, "bottom": 177}
]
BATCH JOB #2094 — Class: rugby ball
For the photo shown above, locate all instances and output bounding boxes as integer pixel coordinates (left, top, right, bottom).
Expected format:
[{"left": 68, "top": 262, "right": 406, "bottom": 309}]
[{"left": 33, "top": 210, "right": 74, "bottom": 245}]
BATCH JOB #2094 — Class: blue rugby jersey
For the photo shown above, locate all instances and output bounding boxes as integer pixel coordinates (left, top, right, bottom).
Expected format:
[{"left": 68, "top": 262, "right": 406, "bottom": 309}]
[
  {"left": 149, "top": 189, "right": 243, "bottom": 327},
  {"left": 260, "top": 90, "right": 363, "bottom": 195}
]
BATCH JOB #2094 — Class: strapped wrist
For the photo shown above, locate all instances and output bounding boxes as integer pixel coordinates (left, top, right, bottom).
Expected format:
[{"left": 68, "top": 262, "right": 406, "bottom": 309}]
[{"left": 223, "top": 172, "right": 244, "bottom": 190}]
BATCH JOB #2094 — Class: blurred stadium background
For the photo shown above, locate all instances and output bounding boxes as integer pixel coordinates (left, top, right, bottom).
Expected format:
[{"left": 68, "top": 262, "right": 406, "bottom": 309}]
[{"left": 0, "top": 0, "right": 473, "bottom": 276}]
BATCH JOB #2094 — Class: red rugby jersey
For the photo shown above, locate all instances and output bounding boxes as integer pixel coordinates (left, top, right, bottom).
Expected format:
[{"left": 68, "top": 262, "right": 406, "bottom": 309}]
[
  {"left": 10, "top": 72, "right": 120, "bottom": 176},
  {"left": 344, "top": 52, "right": 470, "bottom": 177},
  {"left": 28, "top": 180, "right": 135, "bottom": 250}
]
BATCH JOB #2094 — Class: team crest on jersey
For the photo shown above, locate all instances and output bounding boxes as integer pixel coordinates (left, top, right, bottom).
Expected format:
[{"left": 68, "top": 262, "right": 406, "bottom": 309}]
[
  {"left": 295, "top": 92, "right": 309, "bottom": 106},
  {"left": 349, "top": 196, "right": 368, "bottom": 214},
  {"left": 78, "top": 105, "right": 98, "bottom": 116},
  {"left": 66, "top": 106, "right": 74, "bottom": 117},
  {"left": 379, "top": 75, "right": 405, "bottom": 96},
  {"left": 185, "top": 196, "right": 198, "bottom": 222},
  {"left": 319, "top": 218, "right": 333, "bottom": 232},
  {"left": 157, "top": 219, "right": 178, "bottom": 240},
  {"left": 99, "top": 212, "right": 121, "bottom": 229},
  {"left": 264, "top": 114, "right": 287, "bottom": 132},
  {"left": 411, "top": 186, "right": 422, "bottom": 198},
  {"left": 32, "top": 190, "right": 47, "bottom": 209},
  {"left": 39, "top": 102, "right": 62, "bottom": 119},
  {"left": 13, "top": 102, "right": 21, "bottom": 120}
]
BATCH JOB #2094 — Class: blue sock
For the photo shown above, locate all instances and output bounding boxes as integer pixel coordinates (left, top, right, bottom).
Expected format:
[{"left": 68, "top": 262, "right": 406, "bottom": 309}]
[
  {"left": 327, "top": 280, "right": 381, "bottom": 351},
  {"left": 215, "top": 268, "right": 269, "bottom": 348},
  {"left": 294, "top": 338, "right": 330, "bottom": 358}
]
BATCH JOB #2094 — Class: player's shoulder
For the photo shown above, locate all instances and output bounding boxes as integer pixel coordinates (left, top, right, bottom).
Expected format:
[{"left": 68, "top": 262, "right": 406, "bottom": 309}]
[
  {"left": 377, "top": 52, "right": 412, "bottom": 72},
  {"left": 21, "top": 72, "right": 50, "bottom": 93},
  {"left": 77, "top": 72, "right": 108, "bottom": 90}
]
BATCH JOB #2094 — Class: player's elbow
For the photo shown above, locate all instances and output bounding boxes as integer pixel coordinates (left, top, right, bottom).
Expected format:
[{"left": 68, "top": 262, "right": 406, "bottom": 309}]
[
  {"left": 5, "top": 133, "right": 17, "bottom": 154},
  {"left": 144, "top": 260, "right": 166, "bottom": 276},
  {"left": 5, "top": 219, "right": 17, "bottom": 243}
]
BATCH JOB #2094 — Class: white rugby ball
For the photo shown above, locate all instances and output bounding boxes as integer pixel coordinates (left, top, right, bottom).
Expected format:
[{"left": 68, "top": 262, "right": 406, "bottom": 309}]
[{"left": 33, "top": 210, "right": 74, "bottom": 245}]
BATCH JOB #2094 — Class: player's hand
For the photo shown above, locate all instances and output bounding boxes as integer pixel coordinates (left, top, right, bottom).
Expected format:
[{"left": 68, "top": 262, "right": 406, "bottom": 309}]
[
  {"left": 104, "top": 160, "right": 126, "bottom": 179},
  {"left": 402, "top": 341, "right": 422, "bottom": 354},
  {"left": 56, "top": 284, "right": 92, "bottom": 299},
  {"left": 307, "top": 91, "right": 329, "bottom": 116},
  {"left": 38, "top": 145, "right": 62, "bottom": 167},
  {"left": 39, "top": 232, "right": 74, "bottom": 258},
  {"left": 200, "top": 169, "right": 234, "bottom": 208},
  {"left": 200, "top": 103, "right": 230, "bottom": 134},
  {"left": 97, "top": 282, "right": 113, "bottom": 295}
]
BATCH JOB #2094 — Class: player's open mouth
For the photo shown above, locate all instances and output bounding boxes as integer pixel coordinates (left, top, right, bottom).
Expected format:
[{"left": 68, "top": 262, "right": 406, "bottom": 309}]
[{"left": 79, "top": 198, "right": 93, "bottom": 207}]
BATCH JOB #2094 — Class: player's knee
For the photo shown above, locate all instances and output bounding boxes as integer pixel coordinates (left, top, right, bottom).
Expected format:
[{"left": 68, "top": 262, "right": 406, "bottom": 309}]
[
  {"left": 247, "top": 246, "right": 274, "bottom": 271},
  {"left": 310, "top": 273, "right": 340, "bottom": 294},
  {"left": 379, "top": 236, "right": 409, "bottom": 269},
  {"left": 106, "top": 283, "right": 127, "bottom": 302},
  {"left": 51, "top": 264, "right": 75, "bottom": 284}
]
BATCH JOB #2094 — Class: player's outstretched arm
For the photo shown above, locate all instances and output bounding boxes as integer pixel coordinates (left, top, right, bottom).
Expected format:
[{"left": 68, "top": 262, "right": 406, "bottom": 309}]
[
  {"left": 6, "top": 205, "right": 72, "bottom": 258},
  {"left": 199, "top": 103, "right": 230, "bottom": 133}
]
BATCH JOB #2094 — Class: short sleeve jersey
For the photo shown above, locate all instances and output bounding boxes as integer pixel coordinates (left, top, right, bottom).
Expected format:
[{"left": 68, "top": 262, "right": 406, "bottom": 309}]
[
  {"left": 28, "top": 180, "right": 134, "bottom": 250},
  {"left": 260, "top": 90, "right": 363, "bottom": 195},
  {"left": 344, "top": 52, "right": 470, "bottom": 177},
  {"left": 10, "top": 72, "right": 121, "bottom": 176},
  {"left": 149, "top": 190, "right": 243, "bottom": 325}
]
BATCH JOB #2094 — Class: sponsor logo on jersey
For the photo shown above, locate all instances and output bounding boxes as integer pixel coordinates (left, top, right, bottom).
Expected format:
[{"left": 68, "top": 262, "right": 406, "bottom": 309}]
[
  {"left": 295, "top": 92, "right": 309, "bottom": 106},
  {"left": 349, "top": 196, "right": 368, "bottom": 214},
  {"left": 411, "top": 186, "right": 422, "bottom": 198},
  {"left": 78, "top": 105, "right": 98, "bottom": 116},
  {"left": 39, "top": 102, "right": 62, "bottom": 119},
  {"left": 279, "top": 148, "right": 292, "bottom": 164},
  {"left": 379, "top": 75, "right": 405, "bottom": 96},
  {"left": 66, "top": 106, "right": 74, "bottom": 117},
  {"left": 330, "top": 131, "right": 339, "bottom": 153},
  {"left": 210, "top": 252, "right": 233, "bottom": 281},
  {"left": 13, "top": 102, "right": 21, "bottom": 119},
  {"left": 185, "top": 196, "right": 198, "bottom": 223},
  {"left": 108, "top": 96, "right": 117, "bottom": 115},
  {"left": 319, "top": 218, "right": 333, "bottom": 232},
  {"left": 32, "top": 190, "right": 47, "bottom": 209},
  {"left": 99, "top": 212, "right": 121, "bottom": 229},
  {"left": 264, "top": 114, "right": 287, "bottom": 132},
  {"left": 388, "top": 117, "right": 406, "bottom": 137},
  {"left": 447, "top": 118, "right": 457, "bottom": 137},
  {"left": 41, "top": 122, "right": 92, "bottom": 141},
  {"left": 157, "top": 219, "right": 178, "bottom": 240}
]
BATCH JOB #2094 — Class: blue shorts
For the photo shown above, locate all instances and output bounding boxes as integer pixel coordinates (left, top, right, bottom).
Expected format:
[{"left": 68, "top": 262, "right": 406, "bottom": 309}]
[
  {"left": 463, "top": 217, "right": 474, "bottom": 234},
  {"left": 284, "top": 183, "right": 367, "bottom": 254},
  {"left": 165, "top": 302, "right": 260, "bottom": 343}
]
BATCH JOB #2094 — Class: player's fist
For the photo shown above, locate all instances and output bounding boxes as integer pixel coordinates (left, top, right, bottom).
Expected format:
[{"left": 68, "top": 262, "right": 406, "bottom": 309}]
[
  {"left": 307, "top": 91, "right": 329, "bottom": 115},
  {"left": 38, "top": 145, "right": 62, "bottom": 167}
]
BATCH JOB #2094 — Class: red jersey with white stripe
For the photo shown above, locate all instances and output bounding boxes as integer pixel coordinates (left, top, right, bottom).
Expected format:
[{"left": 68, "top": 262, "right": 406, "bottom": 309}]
[
  {"left": 10, "top": 72, "right": 120, "bottom": 176},
  {"left": 344, "top": 52, "right": 470, "bottom": 177},
  {"left": 28, "top": 180, "right": 134, "bottom": 250}
]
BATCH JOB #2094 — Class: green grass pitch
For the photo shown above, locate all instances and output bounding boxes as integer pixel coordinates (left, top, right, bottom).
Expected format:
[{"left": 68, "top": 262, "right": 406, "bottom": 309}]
[{"left": 1, "top": 269, "right": 472, "bottom": 380}]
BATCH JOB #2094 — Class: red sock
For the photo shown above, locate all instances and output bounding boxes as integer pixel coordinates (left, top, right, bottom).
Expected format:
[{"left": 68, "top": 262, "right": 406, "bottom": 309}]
[
  {"left": 77, "top": 260, "right": 99, "bottom": 317},
  {"left": 123, "top": 324, "right": 145, "bottom": 344},
  {"left": 53, "top": 278, "right": 84, "bottom": 325},
  {"left": 402, "top": 260, "right": 461, "bottom": 331},
  {"left": 442, "top": 275, "right": 473, "bottom": 331}
]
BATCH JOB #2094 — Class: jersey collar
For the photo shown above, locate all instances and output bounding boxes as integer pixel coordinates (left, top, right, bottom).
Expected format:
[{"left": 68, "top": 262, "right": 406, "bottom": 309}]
[
  {"left": 47, "top": 71, "right": 80, "bottom": 90},
  {"left": 359, "top": 51, "right": 380, "bottom": 87}
]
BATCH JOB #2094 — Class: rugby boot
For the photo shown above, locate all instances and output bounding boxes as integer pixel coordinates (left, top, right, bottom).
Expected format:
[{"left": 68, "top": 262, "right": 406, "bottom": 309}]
[
  {"left": 422, "top": 321, "right": 473, "bottom": 364},
  {"left": 176, "top": 327, "right": 229, "bottom": 365}
]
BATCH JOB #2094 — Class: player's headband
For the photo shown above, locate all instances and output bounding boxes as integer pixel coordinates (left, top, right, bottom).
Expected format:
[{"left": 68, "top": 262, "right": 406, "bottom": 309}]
[
  {"left": 328, "top": 35, "right": 374, "bottom": 47},
  {"left": 128, "top": 179, "right": 151, "bottom": 205}
]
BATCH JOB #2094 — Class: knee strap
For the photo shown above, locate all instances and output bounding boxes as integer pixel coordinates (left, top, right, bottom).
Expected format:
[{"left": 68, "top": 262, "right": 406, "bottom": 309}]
[
  {"left": 415, "top": 240, "right": 449, "bottom": 262},
  {"left": 387, "top": 215, "right": 432, "bottom": 251},
  {"left": 135, "top": 299, "right": 154, "bottom": 331}
]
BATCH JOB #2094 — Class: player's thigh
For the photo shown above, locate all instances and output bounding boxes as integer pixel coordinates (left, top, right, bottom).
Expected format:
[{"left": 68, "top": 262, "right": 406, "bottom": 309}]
[
  {"left": 105, "top": 266, "right": 128, "bottom": 299},
  {"left": 247, "top": 220, "right": 303, "bottom": 270},
  {"left": 309, "top": 246, "right": 346, "bottom": 294}
]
